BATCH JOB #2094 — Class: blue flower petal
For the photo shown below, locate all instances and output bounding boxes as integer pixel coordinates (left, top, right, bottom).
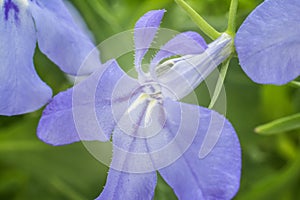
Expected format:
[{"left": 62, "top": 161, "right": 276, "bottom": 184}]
[
  {"left": 108, "top": 99, "right": 165, "bottom": 173},
  {"left": 37, "top": 60, "right": 138, "bottom": 145},
  {"left": 99, "top": 96, "right": 240, "bottom": 199},
  {"left": 96, "top": 110, "right": 158, "bottom": 199},
  {"left": 29, "top": 0, "right": 100, "bottom": 75},
  {"left": 94, "top": 60, "right": 139, "bottom": 140},
  {"left": 96, "top": 169, "right": 156, "bottom": 200},
  {"left": 235, "top": 0, "right": 300, "bottom": 85},
  {"left": 134, "top": 10, "right": 165, "bottom": 69},
  {"left": 158, "top": 100, "right": 241, "bottom": 200},
  {"left": 151, "top": 31, "right": 207, "bottom": 67},
  {"left": 0, "top": 2, "right": 52, "bottom": 116},
  {"left": 37, "top": 74, "right": 106, "bottom": 145}
]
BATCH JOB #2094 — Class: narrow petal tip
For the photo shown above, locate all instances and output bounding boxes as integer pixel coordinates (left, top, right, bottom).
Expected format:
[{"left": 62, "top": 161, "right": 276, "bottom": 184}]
[{"left": 135, "top": 9, "right": 166, "bottom": 29}]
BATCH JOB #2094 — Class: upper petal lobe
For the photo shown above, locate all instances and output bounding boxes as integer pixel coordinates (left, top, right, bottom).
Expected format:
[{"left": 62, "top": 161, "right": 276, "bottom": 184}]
[
  {"left": 134, "top": 9, "right": 165, "bottom": 68},
  {"left": 235, "top": 0, "right": 300, "bottom": 84},
  {"left": 29, "top": 0, "right": 101, "bottom": 75},
  {"left": 0, "top": 1, "right": 52, "bottom": 116}
]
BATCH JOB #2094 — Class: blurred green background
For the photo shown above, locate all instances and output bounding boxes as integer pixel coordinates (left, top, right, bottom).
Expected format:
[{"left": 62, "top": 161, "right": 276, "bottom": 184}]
[{"left": 1, "top": 0, "right": 300, "bottom": 199}]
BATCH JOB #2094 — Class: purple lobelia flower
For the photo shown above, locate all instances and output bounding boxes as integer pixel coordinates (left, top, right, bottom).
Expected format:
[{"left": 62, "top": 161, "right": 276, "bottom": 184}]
[
  {"left": 0, "top": 0, "right": 100, "bottom": 116},
  {"left": 37, "top": 10, "right": 241, "bottom": 200},
  {"left": 235, "top": 0, "right": 300, "bottom": 85}
]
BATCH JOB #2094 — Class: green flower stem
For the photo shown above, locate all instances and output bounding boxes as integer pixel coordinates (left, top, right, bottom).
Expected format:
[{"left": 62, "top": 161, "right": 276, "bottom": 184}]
[
  {"left": 88, "top": 0, "right": 122, "bottom": 32},
  {"left": 226, "top": 0, "right": 239, "bottom": 36},
  {"left": 208, "top": 58, "right": 231, "bottom": 109},
  {"left": 288, "top": 81, "right": 300, "bottom": 88},
  {"left": 175, "top": 0, "right": 221, "bottom": 40},
  {"left": 51, "top": 177, "right": 86, "bottom": 200}
]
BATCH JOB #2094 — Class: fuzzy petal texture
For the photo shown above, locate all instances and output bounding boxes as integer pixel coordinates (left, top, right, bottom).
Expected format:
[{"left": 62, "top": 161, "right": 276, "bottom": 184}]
[
  {"left": 29, "top": 0, "right": 100, "bottom": 75},
  {"left": 97, "top": 97, "right": 240, "bottom": 199},
  {"left": 0, "top": 2, "right": 52, "bottom": 116},
  {"left": 134, "top": 9, "right": 165, "bottom": 68},
  {"left": 96, "top": 169, "right": 157, "bottom": 200},
  {"left": 37, "top": 60, "right": 137, "bottom": 145},
  {"left": 151, "top": 31, "right": 208, "bottom": 67},
  {"left": 108, "top": 100, "right": 166, "bottom": 173},
  {"left": 94, "top": 60, "right": 139, "bottom": 141},
  {"left": 158, "top": 100, "right": 241, "bottom": 200},
  {"left": 96, "top": 102, "right": 159, "bottom": 199},
  {"left": 37, "top": 68, "right": 105, "bottom": 145},
  {"left": 235, "top": 0, "right": 300, "bottom": 85}
]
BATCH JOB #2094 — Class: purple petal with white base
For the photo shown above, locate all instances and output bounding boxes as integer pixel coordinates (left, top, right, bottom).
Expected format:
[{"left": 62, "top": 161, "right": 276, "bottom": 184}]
[
  {"left": 235, "top": 0, "right": 300, "bottom": 85},
  {"left": 0, "top": 1, "right": 52, "bottom": 115},
  {"left": 97, "top": 96, "right": 240, "bottom": 198},
  {"left": 29, "top": 0, "right": 100, "bottom": 75},
  {"left": 94, "top": 60, "right": 139, "bottom": 140},
  {"left": 96, "top": 117, "right": 158, "bottom": 200},
  {"left": 134, "top": 10, "right": 165, "bottom": 68},
  {"left": 109, "top": 96, "right": 200, "bottom": 173}
]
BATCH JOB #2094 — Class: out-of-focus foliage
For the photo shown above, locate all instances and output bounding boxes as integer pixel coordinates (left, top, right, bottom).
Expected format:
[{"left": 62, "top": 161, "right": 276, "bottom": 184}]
[{"left": 0, "top": 0, "right": 299, "bottom": 199}]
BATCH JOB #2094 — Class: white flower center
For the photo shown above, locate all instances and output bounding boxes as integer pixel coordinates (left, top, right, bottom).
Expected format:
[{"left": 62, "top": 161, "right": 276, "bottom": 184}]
[{"left": 15, "top": 0, "right": 28, "bottom": 8}]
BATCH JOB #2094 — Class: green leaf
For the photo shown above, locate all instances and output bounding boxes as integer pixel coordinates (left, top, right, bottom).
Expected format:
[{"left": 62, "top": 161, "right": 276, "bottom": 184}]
[{"left": 255, "top": 113, "right": 300, "bottom": 135}]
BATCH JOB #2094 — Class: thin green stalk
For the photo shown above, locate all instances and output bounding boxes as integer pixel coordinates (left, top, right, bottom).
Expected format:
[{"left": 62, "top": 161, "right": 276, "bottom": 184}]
[
  {"left": 88, "top": 0, "right": 122, "bottom": 32},
  {"left": 175, "top": 0, "right": 221, "bottom": 40},
  {"left": 208, "top": 58, "right": 230, "bottom": 109},
  {"left": 288, "top": 81, "right": 300, "bottom": 88},
  {"left": 226, "top": 0, "right": 239, "bottom": 36},
  {"left": 51, "top": 177, "right": 85, "bottom": 200}
]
